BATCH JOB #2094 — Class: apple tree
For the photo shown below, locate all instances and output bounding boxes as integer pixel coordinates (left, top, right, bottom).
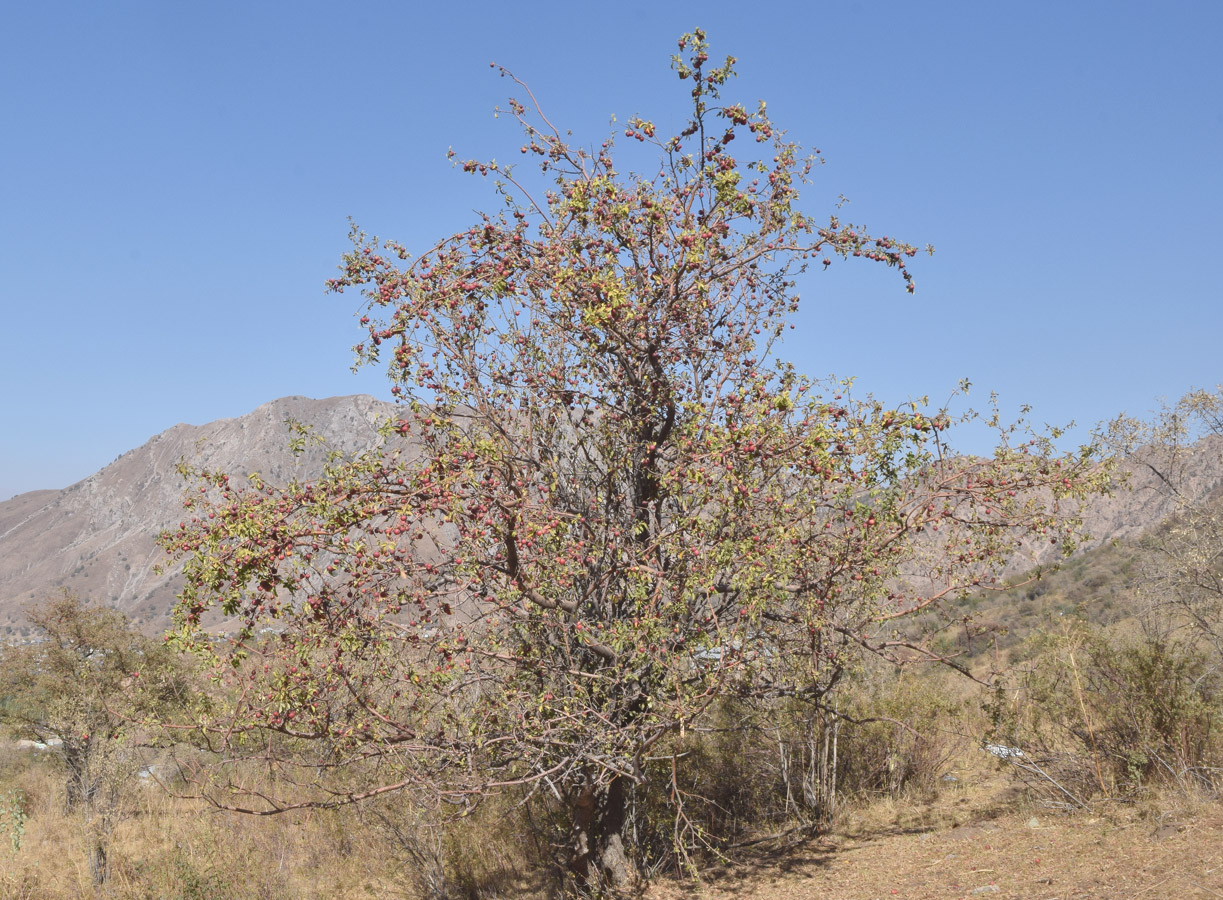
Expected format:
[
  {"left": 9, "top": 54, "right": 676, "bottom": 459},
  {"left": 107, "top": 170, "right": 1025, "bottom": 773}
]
[{"left": 164, "top": 30, "right": 1105, "bottom": 892}]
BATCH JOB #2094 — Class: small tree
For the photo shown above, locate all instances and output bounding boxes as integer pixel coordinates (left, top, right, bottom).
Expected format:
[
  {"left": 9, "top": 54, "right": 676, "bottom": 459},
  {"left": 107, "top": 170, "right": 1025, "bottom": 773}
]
[
  {"left": 165, "top": 31, "right": 1103, "bottom": 892},
  {"left": 1108, "top": 388, "right": 1223, "bottom": 655},
  {"left": 1110, "top": 389, "right": 1223, "bottom": 789},
  {"left": 0, "top": 591, "right": 190, "bottom": 885}
]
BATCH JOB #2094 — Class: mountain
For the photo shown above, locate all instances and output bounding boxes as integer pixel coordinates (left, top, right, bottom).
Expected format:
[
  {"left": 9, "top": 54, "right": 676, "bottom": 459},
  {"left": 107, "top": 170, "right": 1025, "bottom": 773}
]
[
  {"left": 2, "top": 396, "right": 1221, "bottom": 637},
  {"left": 1000, "top": 434, "right": 1223, "bottom": 577},
  {"left": 0, "top": 395, "right": 396, "bottom": 636}
]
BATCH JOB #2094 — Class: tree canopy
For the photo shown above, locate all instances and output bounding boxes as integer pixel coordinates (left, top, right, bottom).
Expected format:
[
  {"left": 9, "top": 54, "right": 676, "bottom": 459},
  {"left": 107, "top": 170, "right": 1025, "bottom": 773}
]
[{"left": 164, "top": 30, "right": 1105, "bottom": 892}]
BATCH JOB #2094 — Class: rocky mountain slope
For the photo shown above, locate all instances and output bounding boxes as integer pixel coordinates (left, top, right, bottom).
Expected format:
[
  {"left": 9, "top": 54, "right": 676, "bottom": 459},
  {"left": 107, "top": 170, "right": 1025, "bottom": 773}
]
[
  {"left": 0, "top": 395, "right": 396, "bottom": 635},
  {"left": 2, "top": 397, "right": 1220, "bottom": 637},
  {"left": 1004, "top": 433, "right": 1223, "bottom": 576}
]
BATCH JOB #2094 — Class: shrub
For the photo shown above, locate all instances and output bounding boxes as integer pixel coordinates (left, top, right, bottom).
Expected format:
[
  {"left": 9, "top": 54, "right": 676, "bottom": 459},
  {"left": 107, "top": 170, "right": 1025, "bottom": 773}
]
[{"left": 989, "top": 623, "right": 1223, "bottom": 800}]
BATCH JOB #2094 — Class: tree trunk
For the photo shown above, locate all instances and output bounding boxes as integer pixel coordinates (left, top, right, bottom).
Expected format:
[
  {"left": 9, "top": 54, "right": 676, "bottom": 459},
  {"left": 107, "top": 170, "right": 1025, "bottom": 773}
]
[
  {"left": 89, "top": 837, "right": 108, "bottom": 888},
  {"left": 568, "top": 776, "right": 635, "bottom": 894}
]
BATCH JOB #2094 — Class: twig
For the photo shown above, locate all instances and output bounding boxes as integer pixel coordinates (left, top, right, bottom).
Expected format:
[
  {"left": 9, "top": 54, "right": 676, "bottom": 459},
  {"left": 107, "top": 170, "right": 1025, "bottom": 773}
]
[
  {"left": 1189, "top": 883, "right": 1223, "bottom": 899},
  {"left": 1128, "top": 873, "right": 1171, "bottom": 899}
]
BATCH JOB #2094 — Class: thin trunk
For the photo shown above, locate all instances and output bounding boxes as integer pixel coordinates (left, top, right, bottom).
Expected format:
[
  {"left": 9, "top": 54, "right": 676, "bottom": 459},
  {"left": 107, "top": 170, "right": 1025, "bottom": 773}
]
[
  {"left": 778, "top": 735, "right": 795, "bottom": 816},
  {"left": 829, "top": 707, "right": 839, "bottom": 817}
]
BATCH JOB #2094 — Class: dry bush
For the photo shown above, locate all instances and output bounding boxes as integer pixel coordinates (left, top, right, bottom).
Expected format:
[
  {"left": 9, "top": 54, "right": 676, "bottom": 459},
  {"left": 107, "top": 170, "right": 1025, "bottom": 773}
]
[
  {"left": 987, "top": 621, "right": 1223, "bottom": 803},
  {"left": 607, "top": 675, "right": 969, "bottom": 880},
  {"left": 834, "top": 671, "right": 968, "bottom": 802},
  {"left": 445, "top": 799, "right": 549, "bottom": 900},
  {"left": 619, "top": 701, "right": 783, "bottom": 877},
  {"left": 360, "top": 792, "right": 548, "bottom": 900},
  {"left": 1087, "top": 635, "right": 1223, "bottom": 791}
]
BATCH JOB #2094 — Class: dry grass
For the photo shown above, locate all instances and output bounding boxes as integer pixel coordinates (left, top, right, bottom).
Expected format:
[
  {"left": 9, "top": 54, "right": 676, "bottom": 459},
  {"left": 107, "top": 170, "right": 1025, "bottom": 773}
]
[
  {"left": 3, "top": 739, "right": 1222, "bottom": 899},
  {"left": 0, "top": 765, "right": 407, "bottom": 900},
  {"left": 0, "top": 747, "right": 562, "bottom": 900}
]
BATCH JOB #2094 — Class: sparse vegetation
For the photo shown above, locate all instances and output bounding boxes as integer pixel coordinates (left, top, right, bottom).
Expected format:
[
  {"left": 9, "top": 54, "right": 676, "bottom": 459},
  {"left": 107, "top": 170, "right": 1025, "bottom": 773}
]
[
  {"left": 0, "top": 538, "right": 1218, "bottom": 898},
  {"left": 0, "top": 27, "right": 1218, "bottom": 900},
  {"left": 157, "top": 27, "right": 1109, "bottom": 899}
]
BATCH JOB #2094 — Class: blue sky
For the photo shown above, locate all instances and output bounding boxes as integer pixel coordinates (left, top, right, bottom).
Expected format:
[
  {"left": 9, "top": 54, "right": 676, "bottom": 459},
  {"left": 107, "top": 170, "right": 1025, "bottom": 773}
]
[{"left": 2, "top": 1, "right": 1220, "bottom": 500}]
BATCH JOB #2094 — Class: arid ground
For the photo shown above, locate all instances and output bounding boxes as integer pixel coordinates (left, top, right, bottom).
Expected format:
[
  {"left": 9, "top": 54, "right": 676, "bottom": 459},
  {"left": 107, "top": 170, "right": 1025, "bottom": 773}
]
[{"left": 649, "top": 776, "right": 1223, "bottom": 900}]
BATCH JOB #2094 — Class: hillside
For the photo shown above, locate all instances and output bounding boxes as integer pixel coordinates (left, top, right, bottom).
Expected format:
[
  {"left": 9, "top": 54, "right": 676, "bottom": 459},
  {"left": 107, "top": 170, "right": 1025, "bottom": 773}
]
[
  {"left": 0, "top": 395, "right": 396, "bottom": 635},
  {"left": 997, "top": 434, "right": 1223, "bottom": 577}
]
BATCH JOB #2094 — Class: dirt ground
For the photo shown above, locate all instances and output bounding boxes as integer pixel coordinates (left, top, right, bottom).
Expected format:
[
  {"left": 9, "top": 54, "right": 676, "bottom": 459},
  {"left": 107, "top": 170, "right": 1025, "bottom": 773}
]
[{"left": 648, "top": 777, "right": 1223, "bottom": 900}]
